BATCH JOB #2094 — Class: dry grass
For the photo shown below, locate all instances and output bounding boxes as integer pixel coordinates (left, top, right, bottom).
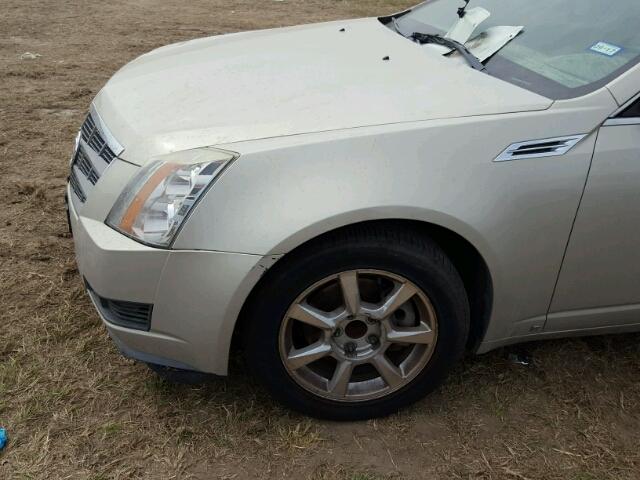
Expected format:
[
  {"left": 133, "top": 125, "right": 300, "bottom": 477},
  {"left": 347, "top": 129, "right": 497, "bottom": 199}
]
[{"left": 2, "top": 1, "right": 640, "bottom": 479}]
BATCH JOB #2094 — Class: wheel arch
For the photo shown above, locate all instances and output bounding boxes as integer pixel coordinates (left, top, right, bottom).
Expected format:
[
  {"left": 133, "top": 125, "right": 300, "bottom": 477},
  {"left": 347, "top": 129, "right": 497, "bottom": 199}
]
[{"left": 231, "top": 218, "right": 494, "bottom": 360}]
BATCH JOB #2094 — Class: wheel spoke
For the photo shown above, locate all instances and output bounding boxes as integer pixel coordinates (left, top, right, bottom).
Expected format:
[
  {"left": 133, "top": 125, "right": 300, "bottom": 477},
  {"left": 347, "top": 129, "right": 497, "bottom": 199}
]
[
  {"left": 287, "top": 341, "right": 332, "bottom": 370},
  {"left": 381, "top": 283, "right": 418, "bottom": 317},
  {"left": 288, "top": 303, "right": 337, "bottom": 330},
  {"left": 386, "top": 321, "right": 435, "bottom": 345},
  {"left": 371, "top": 354, "right": 404, "bottom": 389},
  {"left": 338, "top": 271, "right": 361, "bottom": 315},
  {"left": 328, "top": 360, "right": 354, "bottom": 397},
  {"left": 363, "top": 282, "right": 417, "bottom": 320}
]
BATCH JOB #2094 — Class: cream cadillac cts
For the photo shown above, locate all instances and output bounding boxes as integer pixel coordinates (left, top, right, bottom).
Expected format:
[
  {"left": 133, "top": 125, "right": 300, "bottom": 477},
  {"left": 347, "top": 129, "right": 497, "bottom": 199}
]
[{"left": 67, "top": 0, "right": 640, "bottom": 419}]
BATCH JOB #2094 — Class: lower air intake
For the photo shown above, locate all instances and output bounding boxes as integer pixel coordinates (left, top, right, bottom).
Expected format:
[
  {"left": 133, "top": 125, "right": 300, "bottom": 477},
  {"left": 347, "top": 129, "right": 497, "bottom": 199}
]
[{"left": 86, "top": 281, "right": 153, "bottom": 331}]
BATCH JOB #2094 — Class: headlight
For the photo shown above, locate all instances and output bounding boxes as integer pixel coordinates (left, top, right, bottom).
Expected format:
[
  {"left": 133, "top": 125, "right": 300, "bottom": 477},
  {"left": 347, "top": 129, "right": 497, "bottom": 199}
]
[{"left": 106, "top": 147, "right": 236, "bottom": 247}]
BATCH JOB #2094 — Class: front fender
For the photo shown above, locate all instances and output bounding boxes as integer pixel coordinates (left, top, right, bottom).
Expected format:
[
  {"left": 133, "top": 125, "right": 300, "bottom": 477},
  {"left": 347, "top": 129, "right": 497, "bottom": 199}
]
[{"left": 174, "top": 103, "right": 606, "bottom": 344}]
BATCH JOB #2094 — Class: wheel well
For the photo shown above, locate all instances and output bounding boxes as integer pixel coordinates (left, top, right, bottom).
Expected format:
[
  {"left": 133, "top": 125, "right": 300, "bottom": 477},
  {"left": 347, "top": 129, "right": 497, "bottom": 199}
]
[
  {"left": 411, "top": 221, "right": 493, "bottom": 351},
  {"left": 232, "top": 219, "right": 493, "bottom": 358}
]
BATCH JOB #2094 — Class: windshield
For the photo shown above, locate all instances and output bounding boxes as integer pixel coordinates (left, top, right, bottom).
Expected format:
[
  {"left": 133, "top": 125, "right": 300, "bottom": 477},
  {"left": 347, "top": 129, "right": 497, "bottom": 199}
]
[{"left": 394, "top": 0, "right": 640, "bottom": 99}]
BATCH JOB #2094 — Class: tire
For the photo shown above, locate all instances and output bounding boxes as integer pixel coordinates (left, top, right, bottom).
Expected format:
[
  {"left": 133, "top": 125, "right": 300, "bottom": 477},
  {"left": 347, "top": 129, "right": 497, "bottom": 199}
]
[{"left": 244, "top": 224, "right": 470, "bottom": 420}]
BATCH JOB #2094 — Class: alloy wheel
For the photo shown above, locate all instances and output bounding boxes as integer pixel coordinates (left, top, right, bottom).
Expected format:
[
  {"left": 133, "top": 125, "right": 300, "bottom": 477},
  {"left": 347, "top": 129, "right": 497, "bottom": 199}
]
[{"left": 278, "top": 269, "right": 438, "bottom": 402}]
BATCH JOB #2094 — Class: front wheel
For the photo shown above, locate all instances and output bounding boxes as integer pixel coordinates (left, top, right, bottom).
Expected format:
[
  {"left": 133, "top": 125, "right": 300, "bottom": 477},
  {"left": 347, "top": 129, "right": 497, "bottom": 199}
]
[{"left": 244, "top": 225, "right": 469, "bottom": 420}]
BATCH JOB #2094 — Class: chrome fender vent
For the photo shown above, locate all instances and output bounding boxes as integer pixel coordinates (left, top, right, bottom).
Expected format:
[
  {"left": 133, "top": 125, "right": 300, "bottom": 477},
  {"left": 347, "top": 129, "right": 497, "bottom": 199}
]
[{"left": 495, "top": 134, "right": 587, "bottom": 162}]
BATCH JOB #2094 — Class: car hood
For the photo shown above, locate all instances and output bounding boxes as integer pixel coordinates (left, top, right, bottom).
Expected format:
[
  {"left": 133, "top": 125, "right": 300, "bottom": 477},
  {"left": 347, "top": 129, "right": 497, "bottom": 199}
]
[{"left": 93, "top": 18, "right": 552, "bottom": 164}]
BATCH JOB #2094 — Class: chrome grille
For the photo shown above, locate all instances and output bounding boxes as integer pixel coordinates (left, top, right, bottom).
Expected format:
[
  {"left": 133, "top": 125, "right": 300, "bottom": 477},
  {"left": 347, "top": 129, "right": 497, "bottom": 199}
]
[
  {"left": 73, "top": 146, "right": 99, "bottom": 185},
  {"left": 69, "top": 108, "right": 124, "bottom": 205},
  {"left": 69, "top": 170, "right": 87, "bottom": 203},
  {"left": 81, "top": 114, "right": 117, "bottom": 164}
]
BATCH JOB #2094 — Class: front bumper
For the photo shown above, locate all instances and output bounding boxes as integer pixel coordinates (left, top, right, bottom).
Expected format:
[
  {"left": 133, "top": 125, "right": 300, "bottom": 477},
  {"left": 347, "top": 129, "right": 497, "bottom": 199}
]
[{"left": 68, "top": 185, "right": 265, "bottom": 375}]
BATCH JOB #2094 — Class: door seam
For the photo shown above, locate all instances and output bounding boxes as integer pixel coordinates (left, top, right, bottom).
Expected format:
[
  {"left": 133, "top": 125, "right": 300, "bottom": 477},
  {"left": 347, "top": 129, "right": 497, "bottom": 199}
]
[{"left": 542, "top": 128, "right": 601, "bottom": 329}]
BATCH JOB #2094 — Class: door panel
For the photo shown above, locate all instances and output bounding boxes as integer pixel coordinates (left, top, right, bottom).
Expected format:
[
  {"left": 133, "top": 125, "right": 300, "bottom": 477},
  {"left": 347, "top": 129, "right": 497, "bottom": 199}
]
[{"left": 548, "top": 110, "right": 640, "bottom": 330}]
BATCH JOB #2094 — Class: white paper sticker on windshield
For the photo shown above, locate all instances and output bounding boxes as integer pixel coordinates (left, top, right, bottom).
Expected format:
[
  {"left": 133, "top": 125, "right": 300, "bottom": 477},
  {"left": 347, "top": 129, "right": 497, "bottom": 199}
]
[{"left": 589, "top": 41, "right": 622, "bottom": 57}]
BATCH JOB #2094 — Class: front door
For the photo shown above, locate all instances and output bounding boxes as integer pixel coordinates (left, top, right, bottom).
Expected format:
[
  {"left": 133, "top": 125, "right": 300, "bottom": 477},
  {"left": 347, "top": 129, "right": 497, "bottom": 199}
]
[{"left": 547, "top": 96, "right": 640, "bottom": 331}]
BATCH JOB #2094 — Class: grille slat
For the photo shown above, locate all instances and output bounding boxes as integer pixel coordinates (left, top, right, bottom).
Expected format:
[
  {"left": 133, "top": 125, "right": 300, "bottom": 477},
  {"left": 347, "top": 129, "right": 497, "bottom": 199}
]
[
  {"left": 69, "top": 170, "right": 86, "bottom": 203},
  {"left": 70, "top": 113, "right": 120, "bottom": 204},
  {"left": 81, "top": 113, "right": 116, "bottom": 165},
  {"left": 74, "top": 147, "right": 100, "bottom": 185}
]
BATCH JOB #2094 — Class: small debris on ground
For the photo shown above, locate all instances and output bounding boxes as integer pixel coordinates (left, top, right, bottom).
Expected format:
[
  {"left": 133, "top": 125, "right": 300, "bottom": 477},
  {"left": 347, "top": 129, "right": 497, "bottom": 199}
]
[
  {"left": 19, "top": 52, "right": 41, "bottom": 60},
  {"left": 0, "top": 428, "right": 7, "bottom": 450},
  {"left": 506, "top": 350, "right": 532, "bottom": 366},
  {"left": 503, "top": 347, "right": 533, "bottom": 367}
]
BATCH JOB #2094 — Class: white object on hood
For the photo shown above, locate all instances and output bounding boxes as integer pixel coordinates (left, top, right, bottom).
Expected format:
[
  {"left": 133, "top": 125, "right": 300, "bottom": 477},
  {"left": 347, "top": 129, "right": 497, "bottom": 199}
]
[
  {"left": 423, "top": 6, "right": 491, "bottom": 56},
  {"left": 445, "top": 7, "right": 490, "bottom": 44},
  {"left": 466, "top": 26, "right": 524, "bottom": 61}
]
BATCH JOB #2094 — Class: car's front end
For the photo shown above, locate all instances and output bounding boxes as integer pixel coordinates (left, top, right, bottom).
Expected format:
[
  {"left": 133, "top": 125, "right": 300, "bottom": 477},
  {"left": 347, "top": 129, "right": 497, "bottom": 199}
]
[
  {"left": 67, "top": 106, "right": 271, "bottom": 375},
  {"left": 67, "top": 16, "right": 554, "bottom": 377}
]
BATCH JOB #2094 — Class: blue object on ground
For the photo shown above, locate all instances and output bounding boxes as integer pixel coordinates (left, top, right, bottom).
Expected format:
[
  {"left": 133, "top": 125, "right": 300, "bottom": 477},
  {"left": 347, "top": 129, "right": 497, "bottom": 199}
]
[{"left": 0, "top": 428, "right": 6, "bottom": 450}]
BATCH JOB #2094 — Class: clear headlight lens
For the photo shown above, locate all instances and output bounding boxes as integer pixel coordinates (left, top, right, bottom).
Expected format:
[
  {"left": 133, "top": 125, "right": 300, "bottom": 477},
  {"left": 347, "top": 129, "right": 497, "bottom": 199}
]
[{"left": 106, "top": 148, "right": 236, "bottom": 247}]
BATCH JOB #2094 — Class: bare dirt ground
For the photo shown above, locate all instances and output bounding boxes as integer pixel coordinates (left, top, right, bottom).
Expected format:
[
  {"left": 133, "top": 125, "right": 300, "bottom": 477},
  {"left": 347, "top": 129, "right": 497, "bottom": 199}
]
[{"left": 2, "top": 1, "right": 640, "bottom": 479}]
